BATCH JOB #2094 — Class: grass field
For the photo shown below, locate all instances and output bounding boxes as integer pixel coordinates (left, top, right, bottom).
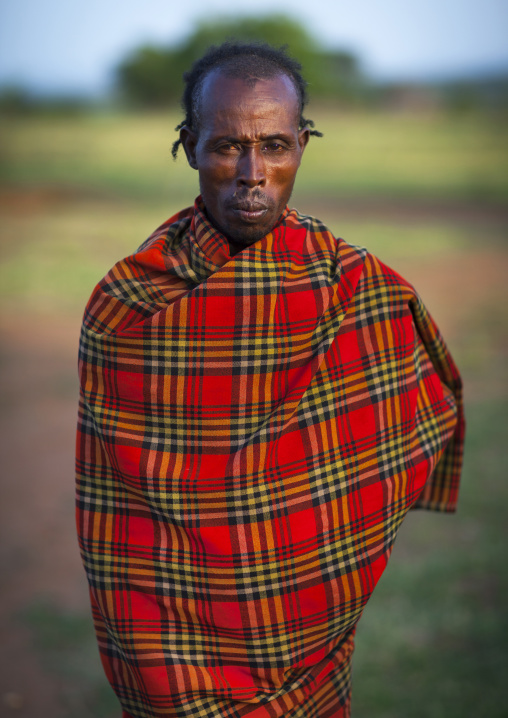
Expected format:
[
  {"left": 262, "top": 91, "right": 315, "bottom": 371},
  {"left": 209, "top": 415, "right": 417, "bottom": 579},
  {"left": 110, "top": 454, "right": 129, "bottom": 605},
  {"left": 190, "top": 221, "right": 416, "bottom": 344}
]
[
  {"left": 1, "top": 107, "right": 507, "bottom": 203},
  {"left": 0, "top": 108, "right": 507, "bottom": 717}
]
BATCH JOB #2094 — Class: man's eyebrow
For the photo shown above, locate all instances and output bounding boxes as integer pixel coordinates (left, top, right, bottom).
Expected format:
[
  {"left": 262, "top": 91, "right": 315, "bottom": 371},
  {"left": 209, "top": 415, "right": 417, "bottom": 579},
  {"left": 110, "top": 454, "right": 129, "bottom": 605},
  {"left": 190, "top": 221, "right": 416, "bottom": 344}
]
[{"left": 206, "top": 132, "right": 295, "bottom": 144}]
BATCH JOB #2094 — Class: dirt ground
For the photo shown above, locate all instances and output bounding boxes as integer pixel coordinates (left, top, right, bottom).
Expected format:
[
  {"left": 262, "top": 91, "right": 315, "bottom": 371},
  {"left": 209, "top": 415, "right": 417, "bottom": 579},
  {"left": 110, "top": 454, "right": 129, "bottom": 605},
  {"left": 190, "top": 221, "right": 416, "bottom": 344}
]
[
  {"left": 0, "top": 313, "right": 87, "bottom": 716},
  {"left": 0, "top": 197, "right": 507, "bottom": 717}
]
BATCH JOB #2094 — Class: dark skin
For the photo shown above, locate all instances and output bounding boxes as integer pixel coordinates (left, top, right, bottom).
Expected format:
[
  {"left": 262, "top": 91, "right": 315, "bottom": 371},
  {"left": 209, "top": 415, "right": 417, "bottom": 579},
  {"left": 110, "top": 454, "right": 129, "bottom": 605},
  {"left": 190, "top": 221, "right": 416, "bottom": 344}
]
[{"left": 180, "top": 70, "right": 310, "bottom": 255}]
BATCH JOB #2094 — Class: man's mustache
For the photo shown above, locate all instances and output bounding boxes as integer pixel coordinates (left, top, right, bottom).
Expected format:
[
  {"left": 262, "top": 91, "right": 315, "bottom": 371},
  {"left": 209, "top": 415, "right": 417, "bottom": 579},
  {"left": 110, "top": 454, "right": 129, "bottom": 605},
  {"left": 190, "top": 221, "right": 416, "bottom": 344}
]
[{"left": 227, "top": 190, "right": 273, "bottom": 212}]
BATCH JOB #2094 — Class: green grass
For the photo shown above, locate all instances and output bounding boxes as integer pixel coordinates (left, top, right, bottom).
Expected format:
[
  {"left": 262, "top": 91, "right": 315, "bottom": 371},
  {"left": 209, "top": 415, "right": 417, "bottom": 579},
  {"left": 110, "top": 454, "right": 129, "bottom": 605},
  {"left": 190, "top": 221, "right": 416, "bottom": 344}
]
[
  {"left": 21, "top": 602, "right": 118, "bottom": 717},
  {"left": 0, "top": 200, "right": 168, "bottom": 313},
  {"left": 1, "top": 108, "right": 507, "bottom": 203},
  {"left": 0, "top": 112, "right": 198, "bottom": 204},
  {"left": 299, "top": 110, "right": 508, "bottom": 202}
]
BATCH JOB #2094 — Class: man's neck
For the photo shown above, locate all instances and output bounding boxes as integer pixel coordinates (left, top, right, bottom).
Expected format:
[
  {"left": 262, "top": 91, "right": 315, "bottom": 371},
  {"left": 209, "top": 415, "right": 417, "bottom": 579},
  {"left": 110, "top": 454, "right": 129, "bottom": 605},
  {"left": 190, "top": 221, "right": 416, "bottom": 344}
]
[{"left": 227, "top": 240, "right": 246, "bottom": 256}]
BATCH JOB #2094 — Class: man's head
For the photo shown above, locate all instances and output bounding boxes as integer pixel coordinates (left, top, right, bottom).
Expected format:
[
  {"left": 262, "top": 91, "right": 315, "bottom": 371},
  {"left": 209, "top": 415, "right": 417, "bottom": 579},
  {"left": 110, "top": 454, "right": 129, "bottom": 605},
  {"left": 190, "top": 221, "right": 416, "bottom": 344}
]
[{"left": 173, "top": 43, "right": 322, "bottom": 251}]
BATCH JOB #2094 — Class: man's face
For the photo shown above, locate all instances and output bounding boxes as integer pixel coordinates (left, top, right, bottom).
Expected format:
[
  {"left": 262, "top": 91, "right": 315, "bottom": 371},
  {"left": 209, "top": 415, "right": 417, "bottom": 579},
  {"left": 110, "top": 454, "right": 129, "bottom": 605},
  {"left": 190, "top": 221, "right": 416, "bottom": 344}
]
[{"left": 181, "top": 70, "right": 309, "bottom": 250}]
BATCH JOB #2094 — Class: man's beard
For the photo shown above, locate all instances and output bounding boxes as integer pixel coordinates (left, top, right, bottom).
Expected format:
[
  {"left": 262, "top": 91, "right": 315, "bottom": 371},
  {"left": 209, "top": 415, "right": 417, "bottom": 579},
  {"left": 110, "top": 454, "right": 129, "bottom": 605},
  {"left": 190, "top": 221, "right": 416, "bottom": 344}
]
[{"left": 203, "top": 188, "right": 283, "bottom": 248}]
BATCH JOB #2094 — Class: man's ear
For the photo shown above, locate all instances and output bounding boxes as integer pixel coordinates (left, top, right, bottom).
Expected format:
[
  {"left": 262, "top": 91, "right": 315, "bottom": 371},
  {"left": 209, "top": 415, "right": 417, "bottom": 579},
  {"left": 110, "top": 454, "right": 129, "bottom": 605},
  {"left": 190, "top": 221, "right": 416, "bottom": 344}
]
[
  {"left": 180, "top": 127, "right": 198, "bottom": 170},
  {"left": 298, "top": 127, "right": 310, "bottom": 154}
]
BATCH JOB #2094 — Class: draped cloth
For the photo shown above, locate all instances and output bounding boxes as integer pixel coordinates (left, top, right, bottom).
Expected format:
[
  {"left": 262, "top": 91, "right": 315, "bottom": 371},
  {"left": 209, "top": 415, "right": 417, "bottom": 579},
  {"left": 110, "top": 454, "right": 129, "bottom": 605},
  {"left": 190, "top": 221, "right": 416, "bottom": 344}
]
[{"left": 76, "top": 198, "right": 464, "bottom": 718}]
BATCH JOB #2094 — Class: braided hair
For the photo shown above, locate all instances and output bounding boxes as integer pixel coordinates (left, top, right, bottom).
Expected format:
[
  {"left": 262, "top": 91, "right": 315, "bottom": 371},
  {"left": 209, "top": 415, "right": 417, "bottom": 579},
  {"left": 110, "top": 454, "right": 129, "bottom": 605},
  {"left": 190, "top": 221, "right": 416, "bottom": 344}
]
[{"left": 171, "top": 41, "right": 323, "bottom": 159}]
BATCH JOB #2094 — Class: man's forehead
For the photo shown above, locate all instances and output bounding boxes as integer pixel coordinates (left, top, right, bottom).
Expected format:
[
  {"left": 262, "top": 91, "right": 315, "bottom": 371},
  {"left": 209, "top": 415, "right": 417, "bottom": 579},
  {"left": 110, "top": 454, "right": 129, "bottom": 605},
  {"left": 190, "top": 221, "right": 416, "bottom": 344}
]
[{"left": 198, "top": 69, "right": 300, "bottom": 119}]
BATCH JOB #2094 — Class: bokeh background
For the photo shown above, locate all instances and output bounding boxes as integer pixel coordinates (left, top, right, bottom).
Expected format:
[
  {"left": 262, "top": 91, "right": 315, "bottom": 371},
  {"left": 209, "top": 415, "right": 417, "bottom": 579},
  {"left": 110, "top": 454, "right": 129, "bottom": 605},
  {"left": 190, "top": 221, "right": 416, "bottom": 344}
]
[{"left": 0, "top": 1, "right": 507, "bottom": 716}]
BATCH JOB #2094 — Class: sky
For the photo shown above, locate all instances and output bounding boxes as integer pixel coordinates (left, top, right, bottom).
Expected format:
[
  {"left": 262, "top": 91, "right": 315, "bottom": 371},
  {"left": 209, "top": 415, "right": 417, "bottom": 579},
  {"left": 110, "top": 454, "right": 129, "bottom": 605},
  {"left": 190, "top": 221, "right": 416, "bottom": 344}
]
[{"left": 1, "top": 0, "right": 508, "bottom": 95}]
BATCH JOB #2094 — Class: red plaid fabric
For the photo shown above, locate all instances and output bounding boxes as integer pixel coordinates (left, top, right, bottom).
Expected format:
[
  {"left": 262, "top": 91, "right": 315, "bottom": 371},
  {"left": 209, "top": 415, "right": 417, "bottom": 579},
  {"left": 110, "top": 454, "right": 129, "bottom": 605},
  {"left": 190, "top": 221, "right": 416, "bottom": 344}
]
[{"left": 76, "top": 198, "right": 464, "bottom": 717}]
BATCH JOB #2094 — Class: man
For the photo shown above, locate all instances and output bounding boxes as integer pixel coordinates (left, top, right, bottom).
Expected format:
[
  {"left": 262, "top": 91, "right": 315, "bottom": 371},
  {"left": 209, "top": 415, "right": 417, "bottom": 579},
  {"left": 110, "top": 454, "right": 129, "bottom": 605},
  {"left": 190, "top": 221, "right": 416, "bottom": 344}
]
[{"left": 76, "top": 43, "right": 464, "bottom": 717}]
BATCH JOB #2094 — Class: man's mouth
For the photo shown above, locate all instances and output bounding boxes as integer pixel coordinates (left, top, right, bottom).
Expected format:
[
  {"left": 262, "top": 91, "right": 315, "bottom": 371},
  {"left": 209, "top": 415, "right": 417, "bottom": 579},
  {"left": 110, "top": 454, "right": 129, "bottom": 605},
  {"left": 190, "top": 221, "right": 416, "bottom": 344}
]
[{"left": 229, "top": 201, "right": 269, "bottom": 222}]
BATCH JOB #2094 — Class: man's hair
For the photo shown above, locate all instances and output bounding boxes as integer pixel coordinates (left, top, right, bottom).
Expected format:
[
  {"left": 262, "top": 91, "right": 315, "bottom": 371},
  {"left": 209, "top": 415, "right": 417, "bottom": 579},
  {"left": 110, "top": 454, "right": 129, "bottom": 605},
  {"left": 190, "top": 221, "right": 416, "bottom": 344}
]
[{"left": 171, "top": 41, "right": 323, "bottom": 159}]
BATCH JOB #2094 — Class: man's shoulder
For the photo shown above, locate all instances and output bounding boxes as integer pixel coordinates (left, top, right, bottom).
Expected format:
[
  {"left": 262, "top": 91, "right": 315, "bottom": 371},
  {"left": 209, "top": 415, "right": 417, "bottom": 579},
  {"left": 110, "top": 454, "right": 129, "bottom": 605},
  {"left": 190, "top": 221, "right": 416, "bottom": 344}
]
[
  {"left": 288, "top": 208, "right": 334, "bottom": 235},
  {"left": 81, "top": 206, "right": 195, "bottom": 335},
  {"left": 290, "top": 207, "right": 418, "bottom": 300},
  {"left": 361, "top": 249, "right": 417, "bottom": 293},
  {"left": 136, "top": 205, "right": 194, "bottom": 253}
]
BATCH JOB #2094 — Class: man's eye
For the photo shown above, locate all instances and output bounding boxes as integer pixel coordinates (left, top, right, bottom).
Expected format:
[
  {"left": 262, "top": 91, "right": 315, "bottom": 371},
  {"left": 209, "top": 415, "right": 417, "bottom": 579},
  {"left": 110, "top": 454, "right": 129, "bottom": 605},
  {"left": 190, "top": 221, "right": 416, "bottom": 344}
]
[
  {"left": 217, "top": 143, "right": 239, "bottom": 153},
  {"left": 264, "top": 142, "right": 285, "bottom": 152}
]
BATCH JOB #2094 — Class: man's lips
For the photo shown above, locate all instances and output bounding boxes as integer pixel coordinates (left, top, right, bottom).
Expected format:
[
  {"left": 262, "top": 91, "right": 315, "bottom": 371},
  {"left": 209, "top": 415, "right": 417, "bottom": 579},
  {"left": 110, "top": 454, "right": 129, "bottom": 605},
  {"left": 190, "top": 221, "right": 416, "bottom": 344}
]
[{"left": 229, "top": 201, "right": 269, "bottom": 222}]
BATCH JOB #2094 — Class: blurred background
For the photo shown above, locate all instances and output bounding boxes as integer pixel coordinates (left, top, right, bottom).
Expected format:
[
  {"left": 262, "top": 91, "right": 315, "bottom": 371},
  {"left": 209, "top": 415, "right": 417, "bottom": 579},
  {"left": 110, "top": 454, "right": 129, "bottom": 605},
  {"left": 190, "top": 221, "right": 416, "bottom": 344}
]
[{"left": 0, "top": 1, "right": 507, "bottom": 716}]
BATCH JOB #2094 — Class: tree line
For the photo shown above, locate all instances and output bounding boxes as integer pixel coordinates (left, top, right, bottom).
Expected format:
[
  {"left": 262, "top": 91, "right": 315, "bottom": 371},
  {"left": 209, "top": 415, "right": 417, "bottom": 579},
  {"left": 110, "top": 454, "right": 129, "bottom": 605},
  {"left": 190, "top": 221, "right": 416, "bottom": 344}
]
[
  {"left": 1, "top": 14, "right": 506, "bottom": 115},
  {"left": 117, "top": 15, "right": 365, "bottom": 108}
]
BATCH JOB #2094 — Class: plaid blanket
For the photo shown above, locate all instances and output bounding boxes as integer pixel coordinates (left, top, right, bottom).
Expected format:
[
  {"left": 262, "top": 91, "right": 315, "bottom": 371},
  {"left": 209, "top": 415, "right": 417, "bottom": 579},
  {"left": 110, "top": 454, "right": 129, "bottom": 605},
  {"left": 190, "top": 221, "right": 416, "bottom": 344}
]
[{"left": 76, "top": 198, "right": 464, "bottom": 718}]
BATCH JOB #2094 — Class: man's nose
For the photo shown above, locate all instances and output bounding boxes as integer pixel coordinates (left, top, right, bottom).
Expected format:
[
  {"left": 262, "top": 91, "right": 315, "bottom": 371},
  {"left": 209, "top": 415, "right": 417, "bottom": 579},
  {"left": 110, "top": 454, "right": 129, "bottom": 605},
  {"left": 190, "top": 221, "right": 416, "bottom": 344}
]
[{"left": 237, "top": 147, "right": 266, "bottom": 187}]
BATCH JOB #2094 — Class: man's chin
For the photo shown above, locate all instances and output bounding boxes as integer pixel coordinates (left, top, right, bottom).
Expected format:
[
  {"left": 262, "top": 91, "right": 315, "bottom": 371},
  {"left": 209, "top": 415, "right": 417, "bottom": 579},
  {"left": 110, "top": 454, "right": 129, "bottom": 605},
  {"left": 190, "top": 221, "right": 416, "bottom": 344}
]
[
  {"left": 223, "top": 211, "right": 285, "bottom": 246},
  {"left": 227, "top": 226, "right": 271, "bottom": 246},
  {"left": 203, "top": 205, "right": 281, "bottom": 248}
]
